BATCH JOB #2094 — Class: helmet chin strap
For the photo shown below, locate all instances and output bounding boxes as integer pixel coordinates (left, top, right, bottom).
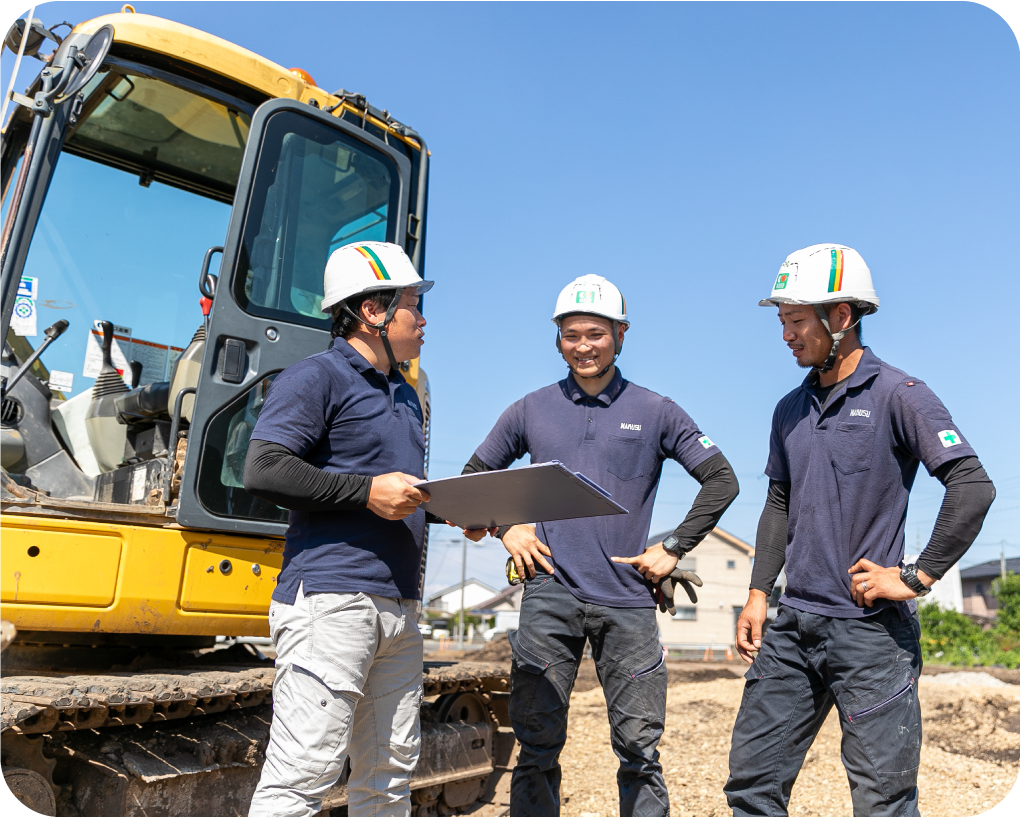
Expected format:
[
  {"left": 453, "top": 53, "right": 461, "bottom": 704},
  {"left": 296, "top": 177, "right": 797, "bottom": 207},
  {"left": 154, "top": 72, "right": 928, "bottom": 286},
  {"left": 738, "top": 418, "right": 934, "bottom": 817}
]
[
  {"left": 813, "top": 305, "right": 860, "bottom": 374},
  {"left": 557, "top": 321, "right": 623, "bottom": 380},
  {"left": 344, "top": 290, "right": 403, "bottom": 373}
]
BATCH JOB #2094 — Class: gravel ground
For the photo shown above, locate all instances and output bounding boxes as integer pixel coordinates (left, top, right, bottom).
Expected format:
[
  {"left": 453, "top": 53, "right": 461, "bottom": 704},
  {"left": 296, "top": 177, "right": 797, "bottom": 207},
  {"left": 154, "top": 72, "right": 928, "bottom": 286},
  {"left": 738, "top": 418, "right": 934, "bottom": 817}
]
[{"left": 556, "top": 666, "right": 1020, "bottom": 817}]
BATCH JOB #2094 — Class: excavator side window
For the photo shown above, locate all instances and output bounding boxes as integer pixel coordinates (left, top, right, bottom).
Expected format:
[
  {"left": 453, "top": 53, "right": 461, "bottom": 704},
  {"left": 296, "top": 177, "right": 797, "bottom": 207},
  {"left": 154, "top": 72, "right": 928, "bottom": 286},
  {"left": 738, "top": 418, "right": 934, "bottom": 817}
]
[
  {"left": 232, "top": 111, "right": 399, "bottom": 327},
  {"left": 195, "top": 373, "right": 286, "bottom": 522}
]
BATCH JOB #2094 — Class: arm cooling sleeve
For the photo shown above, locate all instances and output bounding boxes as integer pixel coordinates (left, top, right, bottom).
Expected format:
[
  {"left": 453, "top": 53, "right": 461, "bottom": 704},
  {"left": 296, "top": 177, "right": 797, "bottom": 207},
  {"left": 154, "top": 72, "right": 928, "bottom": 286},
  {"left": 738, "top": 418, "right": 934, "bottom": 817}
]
[
  {"left": 916, "top": 456, "right": 995, "bottom": 580},
  {"left": 749, "top": 479, "right": 790, "bottom": 595},
  {"left": 663, "top": 452, "right": 740, "bottom": 556}
]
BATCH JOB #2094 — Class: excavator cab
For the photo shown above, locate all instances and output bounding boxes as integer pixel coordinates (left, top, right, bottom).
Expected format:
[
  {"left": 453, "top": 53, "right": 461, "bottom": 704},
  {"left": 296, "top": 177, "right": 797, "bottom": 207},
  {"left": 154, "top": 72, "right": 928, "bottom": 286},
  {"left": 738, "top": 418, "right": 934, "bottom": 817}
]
[
  {"left": 1, "top": 18, "right": 428, "bottom": 530},
  {"left": 1, "top": 12, "right": 512, "bottom": 817}
]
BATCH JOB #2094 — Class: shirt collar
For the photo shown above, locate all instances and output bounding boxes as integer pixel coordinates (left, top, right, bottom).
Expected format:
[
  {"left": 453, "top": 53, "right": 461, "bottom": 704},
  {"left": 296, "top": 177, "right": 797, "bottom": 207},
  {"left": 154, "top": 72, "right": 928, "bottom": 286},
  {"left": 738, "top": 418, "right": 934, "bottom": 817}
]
[
  {"left": 565, "top": 367, "right": 625, "bottom": 406},
  {"left": 802, "top": 346, "right": 883, "bottom": 394}
]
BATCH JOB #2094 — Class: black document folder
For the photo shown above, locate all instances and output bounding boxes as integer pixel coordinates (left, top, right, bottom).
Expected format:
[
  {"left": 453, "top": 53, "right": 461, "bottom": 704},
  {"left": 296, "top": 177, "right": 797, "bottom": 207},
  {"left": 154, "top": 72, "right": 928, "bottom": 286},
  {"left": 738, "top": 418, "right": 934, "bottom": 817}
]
[{"left": 417, "top": 461, "right": 628, "bottom": 530}]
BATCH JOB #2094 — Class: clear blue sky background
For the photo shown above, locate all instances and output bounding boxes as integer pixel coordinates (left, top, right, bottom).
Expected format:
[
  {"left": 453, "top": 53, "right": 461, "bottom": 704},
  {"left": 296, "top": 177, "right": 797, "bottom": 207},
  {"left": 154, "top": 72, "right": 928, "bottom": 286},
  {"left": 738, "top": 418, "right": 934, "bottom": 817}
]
[{"left": 3, "top": 2, "right": 1018, "bottom": 598}]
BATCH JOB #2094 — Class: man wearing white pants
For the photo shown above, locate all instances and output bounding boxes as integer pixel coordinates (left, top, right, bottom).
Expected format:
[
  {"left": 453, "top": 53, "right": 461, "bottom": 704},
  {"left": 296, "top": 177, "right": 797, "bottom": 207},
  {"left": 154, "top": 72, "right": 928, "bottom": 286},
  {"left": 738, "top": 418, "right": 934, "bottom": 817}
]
[
  {"left": 258, "top": 587, "right": 422, "bottom": 814},
  {"left": 244, "top": 243, "right": 453, "bottom": 816}
]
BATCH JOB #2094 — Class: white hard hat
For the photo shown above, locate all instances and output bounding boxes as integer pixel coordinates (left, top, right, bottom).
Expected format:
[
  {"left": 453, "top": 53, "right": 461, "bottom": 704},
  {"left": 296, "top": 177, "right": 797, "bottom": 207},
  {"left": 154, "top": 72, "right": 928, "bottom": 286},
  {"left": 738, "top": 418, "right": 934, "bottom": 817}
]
[
  {"left": 321, "top": 241, "right": 433, "bottom": 314},
  {"left": 551, "top": 275, "right": 630, "bottom": 326},
  {"left": 759, "top": 244, "right": 879, "bottom": 315}
]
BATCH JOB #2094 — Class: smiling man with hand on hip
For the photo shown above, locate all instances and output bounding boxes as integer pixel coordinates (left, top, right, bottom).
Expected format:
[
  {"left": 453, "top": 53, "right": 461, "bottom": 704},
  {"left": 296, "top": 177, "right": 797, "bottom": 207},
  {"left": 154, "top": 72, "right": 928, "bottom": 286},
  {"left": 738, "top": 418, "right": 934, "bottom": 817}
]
[{"left": 462, "top": 274, "right": 739, "bottom": 817}]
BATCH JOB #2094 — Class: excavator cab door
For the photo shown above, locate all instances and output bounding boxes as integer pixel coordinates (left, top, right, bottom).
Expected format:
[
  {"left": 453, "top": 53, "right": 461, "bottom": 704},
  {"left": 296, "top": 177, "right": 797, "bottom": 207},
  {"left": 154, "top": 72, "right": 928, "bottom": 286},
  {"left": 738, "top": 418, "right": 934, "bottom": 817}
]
[{"left": 175, "top": 98, "right": 411, "bottom": 535}]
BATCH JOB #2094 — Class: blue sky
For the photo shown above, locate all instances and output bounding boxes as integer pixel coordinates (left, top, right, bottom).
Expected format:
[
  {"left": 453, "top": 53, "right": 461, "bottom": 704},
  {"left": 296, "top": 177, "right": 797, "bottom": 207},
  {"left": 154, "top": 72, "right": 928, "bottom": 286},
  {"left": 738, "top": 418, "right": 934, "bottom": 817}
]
[{"left": 3, "top": 2, "right": 1019, "bottom": 597}]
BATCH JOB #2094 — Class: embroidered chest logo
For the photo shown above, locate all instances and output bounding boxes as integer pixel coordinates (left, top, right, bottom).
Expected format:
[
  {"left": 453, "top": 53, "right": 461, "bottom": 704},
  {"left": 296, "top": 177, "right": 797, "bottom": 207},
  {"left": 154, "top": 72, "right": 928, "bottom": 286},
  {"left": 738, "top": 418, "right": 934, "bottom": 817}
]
[
  {"left": 620, "top": 423, "right": 642, "bottom": 431},
  {"left": 849, "top": 409, "right": 871, "bottom": 418}
]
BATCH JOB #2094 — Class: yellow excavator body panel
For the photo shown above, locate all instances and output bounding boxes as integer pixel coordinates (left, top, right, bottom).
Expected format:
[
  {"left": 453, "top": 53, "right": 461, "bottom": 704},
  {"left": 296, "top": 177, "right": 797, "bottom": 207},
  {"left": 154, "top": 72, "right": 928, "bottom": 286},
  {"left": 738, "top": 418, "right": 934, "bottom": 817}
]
[{"left": 0, "top": 515, "right": 282, "bottom": 636}]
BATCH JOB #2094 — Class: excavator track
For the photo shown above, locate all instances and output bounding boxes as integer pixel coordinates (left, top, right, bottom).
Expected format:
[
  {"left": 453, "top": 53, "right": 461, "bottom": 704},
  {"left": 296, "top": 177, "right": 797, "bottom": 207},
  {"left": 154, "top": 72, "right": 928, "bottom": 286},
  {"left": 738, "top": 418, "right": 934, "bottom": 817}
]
[{"left": 1, "top": 660, "right": 515, "bottom": 817}]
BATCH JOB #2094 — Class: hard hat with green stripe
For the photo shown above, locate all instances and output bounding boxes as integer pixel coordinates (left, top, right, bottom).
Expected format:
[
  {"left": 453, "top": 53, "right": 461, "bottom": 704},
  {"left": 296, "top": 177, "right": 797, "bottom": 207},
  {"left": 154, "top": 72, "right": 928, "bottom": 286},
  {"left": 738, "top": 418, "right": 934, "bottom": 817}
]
[
  {"left": 321, "top": 241, "right": 433, "bottom": 371},
  {"left": 321, "top": 241, "right": 433, "bottom": 313},
  {"left": 759, "top": 244, "right": 879, "bottom": 314},
  {"left": 760, "top": 244, "right": 879, "bottom": 373}
]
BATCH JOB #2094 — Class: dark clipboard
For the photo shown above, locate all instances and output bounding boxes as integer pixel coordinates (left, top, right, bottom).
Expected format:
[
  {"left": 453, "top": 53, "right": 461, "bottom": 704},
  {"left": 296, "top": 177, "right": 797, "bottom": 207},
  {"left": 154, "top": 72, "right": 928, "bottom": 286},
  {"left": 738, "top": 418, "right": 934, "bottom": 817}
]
[{"left": 417, "top": 461, "right": 628, "bottom": 530}]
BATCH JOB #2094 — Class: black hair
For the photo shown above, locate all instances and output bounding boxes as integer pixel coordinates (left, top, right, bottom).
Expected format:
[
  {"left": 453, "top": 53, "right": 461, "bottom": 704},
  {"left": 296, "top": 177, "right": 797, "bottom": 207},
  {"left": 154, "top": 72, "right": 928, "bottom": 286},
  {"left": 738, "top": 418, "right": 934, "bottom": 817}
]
[{"left": 330, "top": 289, "right": 398, "bottom": 339}]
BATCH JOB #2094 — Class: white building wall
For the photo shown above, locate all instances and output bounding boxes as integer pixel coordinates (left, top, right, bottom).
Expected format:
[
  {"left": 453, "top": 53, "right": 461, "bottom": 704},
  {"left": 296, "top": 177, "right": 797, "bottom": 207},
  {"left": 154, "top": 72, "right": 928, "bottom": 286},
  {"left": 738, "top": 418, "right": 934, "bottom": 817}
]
[
  {"left": 432, "top": 581, "right": 498, "bottom": 613},
  {"left": 654, "top": 532, "right": 753, "bottom": 648}
]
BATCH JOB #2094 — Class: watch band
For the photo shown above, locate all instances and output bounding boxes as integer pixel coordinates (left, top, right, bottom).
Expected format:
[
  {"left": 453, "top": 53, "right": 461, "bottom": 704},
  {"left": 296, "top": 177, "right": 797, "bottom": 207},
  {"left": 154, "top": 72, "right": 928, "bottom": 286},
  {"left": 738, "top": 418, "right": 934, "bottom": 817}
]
[
  {"left": 661, "top": 534, "right": 683, "bottom": 556},
  {"left": 899, "top": 564, "right": 931, "bottom": 597}
]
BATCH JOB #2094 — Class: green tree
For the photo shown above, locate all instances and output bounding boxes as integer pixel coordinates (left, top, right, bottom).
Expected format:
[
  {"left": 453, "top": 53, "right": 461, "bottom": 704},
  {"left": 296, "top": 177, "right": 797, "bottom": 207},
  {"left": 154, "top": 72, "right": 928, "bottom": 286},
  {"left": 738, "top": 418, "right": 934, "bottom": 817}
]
[
  {"left": 991, "top": 571, "right": 1020, "bottom": 634},
  {"left": 917, "top": 601, "right": 985, "bottom": 665}
]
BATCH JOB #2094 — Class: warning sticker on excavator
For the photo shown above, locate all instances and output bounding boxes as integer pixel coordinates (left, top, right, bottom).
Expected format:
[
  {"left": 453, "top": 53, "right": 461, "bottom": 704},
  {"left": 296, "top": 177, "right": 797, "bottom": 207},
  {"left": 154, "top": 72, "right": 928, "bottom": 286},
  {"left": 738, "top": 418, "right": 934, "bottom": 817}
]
[
  {"left": 11, "top": 276, "right": 38, "bottom": 336},
  {"left": 83, "top": 322, "right": 183, "bottom": 386}
]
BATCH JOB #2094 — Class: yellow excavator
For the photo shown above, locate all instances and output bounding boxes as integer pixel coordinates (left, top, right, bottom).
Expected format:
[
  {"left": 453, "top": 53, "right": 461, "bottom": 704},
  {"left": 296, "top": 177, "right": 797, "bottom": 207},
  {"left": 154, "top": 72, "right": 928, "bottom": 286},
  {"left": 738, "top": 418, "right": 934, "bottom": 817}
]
[{"left": 1, "top": 8, "right": 513, "bottom": 816}]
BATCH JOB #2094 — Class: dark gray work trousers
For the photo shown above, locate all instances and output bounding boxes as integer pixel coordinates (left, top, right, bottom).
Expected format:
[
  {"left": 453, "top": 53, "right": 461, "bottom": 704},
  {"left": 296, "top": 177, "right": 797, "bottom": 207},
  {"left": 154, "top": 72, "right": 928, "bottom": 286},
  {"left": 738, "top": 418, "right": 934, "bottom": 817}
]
[
  {"left": 725, "top": 605, "right": 923, "bottom": 817},
  {"left": 507, "top": 575, "right": 669, "bottom": 817}
]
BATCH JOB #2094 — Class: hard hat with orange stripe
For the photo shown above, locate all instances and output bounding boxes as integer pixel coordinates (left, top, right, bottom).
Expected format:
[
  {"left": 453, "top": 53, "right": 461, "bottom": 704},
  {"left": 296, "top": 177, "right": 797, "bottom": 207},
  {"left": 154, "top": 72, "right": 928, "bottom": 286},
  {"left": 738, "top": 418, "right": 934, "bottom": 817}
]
[
  {"left": 760, "top": 244, "right": 879, "bottom": 373},
  {"left": 321, "top": 242, "right": 433, "bottom": 370}
]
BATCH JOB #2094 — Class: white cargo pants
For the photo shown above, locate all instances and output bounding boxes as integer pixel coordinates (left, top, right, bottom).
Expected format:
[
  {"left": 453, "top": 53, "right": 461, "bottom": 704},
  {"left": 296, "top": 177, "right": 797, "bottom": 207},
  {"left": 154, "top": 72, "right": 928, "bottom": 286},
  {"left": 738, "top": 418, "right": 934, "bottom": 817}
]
[{"left": 249, "top": 584, "right": 423, "bottom": 817}]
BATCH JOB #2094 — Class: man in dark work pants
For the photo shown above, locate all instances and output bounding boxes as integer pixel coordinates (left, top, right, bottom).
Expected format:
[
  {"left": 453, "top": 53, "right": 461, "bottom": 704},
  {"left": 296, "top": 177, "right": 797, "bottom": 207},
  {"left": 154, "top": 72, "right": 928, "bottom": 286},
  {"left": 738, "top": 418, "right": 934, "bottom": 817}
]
[
  {"left": 462, "top": 274, "right": 740, "bottom": 816},
  {"left": 726, "top": 244, "right": 996, "bottom": 817}
]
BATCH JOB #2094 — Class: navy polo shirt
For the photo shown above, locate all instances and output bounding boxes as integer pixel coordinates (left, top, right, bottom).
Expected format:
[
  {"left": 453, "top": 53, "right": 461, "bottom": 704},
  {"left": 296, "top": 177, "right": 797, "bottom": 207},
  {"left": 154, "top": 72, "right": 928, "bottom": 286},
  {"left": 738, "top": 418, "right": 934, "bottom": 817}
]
[
  {"left": 250, "top": 337, "right": 427, "bottom": 603},
  {"left": 767, "top": 347, "right": 976, "bottom": 619},
  {"left": 475, "top": 369, "right": 720, "bottom": 608}
]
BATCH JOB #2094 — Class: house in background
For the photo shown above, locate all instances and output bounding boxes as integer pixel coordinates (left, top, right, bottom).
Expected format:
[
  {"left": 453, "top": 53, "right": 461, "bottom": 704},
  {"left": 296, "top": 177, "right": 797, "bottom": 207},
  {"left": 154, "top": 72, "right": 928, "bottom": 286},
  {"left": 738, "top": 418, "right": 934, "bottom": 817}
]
[
  {"left": 651, "top": 527, "right": 755, "bottom": 653},
  {"left": 960, "top": 557, "right": 1019, "bottom": 618},
  {"left": 471, "top": 584, "right": 524, "bottom": 634},
  {"left": 425, "top": 579, "right": 498, "bottom": 615}
]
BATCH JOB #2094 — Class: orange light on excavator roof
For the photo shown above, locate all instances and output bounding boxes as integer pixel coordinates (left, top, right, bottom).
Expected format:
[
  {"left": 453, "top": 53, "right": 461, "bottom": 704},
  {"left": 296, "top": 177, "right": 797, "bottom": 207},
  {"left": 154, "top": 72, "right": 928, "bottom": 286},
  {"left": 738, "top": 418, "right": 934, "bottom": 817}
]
[{"left": 288, "top": 67, "right": 316, "bottom": 87}]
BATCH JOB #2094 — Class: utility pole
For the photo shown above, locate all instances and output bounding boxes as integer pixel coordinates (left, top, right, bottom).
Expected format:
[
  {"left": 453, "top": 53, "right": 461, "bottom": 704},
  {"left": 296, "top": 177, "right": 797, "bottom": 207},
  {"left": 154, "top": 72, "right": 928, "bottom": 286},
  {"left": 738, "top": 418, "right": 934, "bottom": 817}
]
[{"left": 458, "top": 534, "right": 467, "bottom": 649}]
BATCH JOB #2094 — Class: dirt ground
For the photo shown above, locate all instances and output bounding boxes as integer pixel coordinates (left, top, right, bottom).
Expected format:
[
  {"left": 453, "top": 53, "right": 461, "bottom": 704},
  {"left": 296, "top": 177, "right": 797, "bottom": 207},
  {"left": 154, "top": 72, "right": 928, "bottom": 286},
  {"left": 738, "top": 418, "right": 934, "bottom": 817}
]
[{"left": 469, "top": 639, "right": 1020, "bottom": 817}]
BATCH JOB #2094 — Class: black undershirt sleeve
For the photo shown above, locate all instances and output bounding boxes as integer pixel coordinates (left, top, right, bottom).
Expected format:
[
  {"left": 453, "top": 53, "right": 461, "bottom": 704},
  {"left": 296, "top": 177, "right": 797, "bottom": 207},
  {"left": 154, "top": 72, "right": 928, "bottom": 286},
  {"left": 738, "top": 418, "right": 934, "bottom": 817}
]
[
  {"left": 244, "top": 438, "right": 447, "bottom": 523},
  {"left": 748, "top": 456, "right": 995, "bottom": 594},
  {"left": 665, "top": 452, "right": 740, "bottom": 557},
  {"left": 916, "top": 456, "right": 995, "bottom": 581},
  {"left": 244, "top": 439, "right": 371, "bottom": 512},
  {"left": 750, "top": 479, "right": 790, "bottom": 595}
]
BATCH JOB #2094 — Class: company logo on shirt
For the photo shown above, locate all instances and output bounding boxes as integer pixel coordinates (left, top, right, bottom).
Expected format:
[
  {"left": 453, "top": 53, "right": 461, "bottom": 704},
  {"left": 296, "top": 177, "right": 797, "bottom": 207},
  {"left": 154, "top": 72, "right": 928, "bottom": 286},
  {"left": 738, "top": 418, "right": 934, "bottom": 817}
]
[
  {"left": 620, "top": 423, "right": 642, "bottom": 431},
  {"left": 697, "top": 435, "right": 714, "bottom": 449},
  {"left": 938, "top": 430, "right": 962, "bottom": 448},
  {"left": 849, "top": 409, "right": 871, "bottom": 418}
]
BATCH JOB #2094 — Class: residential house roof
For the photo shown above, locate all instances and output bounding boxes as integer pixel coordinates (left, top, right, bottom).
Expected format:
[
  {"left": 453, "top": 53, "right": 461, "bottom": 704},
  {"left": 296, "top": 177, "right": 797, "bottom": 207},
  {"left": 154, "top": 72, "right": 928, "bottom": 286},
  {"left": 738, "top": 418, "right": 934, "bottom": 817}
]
[
  {"left": 646, "top": 526, "right": 754, "bottom": 557},
  {"left": 425, "top": 578, "right": 498, "bottom": 605},
  {"left": 959, "top": 557, "right": 1020, "bottom": 581}
]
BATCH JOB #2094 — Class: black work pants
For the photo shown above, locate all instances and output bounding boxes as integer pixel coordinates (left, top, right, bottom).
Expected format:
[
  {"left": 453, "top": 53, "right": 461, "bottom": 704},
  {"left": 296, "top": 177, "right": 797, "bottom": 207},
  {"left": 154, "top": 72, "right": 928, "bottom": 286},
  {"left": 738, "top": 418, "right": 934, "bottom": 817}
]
[
  {"left": 725, "top": 605, "right": 923, "bottom": 817},
  {"left": 508, "top": 575, "right": 669, "bottom": 817}
]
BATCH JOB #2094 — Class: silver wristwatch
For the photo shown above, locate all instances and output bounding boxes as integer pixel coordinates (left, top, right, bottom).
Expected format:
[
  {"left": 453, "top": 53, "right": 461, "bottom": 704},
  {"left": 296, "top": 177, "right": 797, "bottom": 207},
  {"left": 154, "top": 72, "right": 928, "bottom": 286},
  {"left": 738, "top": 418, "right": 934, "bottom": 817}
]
[{"left": 899, "top": 563, "right": 931, "bottom": 597}]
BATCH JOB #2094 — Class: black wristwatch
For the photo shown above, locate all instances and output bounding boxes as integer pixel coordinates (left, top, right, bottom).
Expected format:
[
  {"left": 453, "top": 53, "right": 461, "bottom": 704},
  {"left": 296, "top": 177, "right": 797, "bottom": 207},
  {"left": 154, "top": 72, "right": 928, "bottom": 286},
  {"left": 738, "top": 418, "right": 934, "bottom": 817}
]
[
  {"left": 661, "top": 535, "right": 683, "bottom": 557},
  {"left": 899, "top": 563, "right": 931, "bottom": 597}
]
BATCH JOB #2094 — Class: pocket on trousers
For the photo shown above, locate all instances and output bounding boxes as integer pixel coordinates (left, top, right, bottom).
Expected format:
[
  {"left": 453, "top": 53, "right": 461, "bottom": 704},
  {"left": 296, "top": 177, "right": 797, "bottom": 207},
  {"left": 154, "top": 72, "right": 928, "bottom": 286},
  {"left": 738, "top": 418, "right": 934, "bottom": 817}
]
[
  {"left": 846, "top": 675, "right": 921, "bottom": 791},
  {"left": 606, "top": 436, "right": 648, "bottom": 481},
  {"left": 271, "top": 664, "right": 357, "bottom": 786},
  {"left": 627, "top": 637, "right": 666, "bottom": 681},
  {"left": 830, "top": 422, "right": 876, "bottom": 474},
  {"left": 307, "top": 593, "right": 375, "bottom": 693},
  {"left": 508, "top": 630, "right": 551, "bottom": 675}
]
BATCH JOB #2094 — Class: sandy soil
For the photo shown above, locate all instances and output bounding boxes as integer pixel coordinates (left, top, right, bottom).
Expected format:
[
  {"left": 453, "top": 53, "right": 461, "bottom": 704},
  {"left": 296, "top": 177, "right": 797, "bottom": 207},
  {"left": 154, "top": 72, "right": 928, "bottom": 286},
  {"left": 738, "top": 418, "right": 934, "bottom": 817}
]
[{"left": 556, "top": 667, "right": 1020, "bottom": 817}]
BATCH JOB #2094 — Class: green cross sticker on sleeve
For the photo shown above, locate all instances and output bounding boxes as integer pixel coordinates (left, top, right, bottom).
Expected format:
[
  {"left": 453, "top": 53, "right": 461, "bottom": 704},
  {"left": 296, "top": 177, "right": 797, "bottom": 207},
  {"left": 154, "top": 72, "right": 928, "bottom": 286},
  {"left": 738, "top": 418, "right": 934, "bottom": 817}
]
[
  {"left": 938, "top": 430, "right": 961, "bottom": 448},
  {"left": 698, "top": 435, "right": 714, "bottom": 449}
]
